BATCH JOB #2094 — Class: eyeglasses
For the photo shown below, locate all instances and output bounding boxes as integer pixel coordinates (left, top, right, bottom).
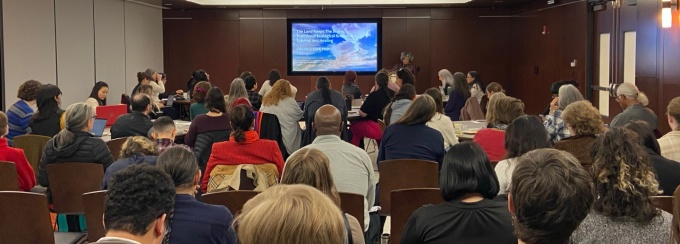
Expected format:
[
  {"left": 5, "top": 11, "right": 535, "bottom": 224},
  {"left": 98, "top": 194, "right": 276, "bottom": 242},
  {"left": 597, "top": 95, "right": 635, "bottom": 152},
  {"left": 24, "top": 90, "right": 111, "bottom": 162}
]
[{"left": 92, "top": 115, "right": 97, "bottom": 119}]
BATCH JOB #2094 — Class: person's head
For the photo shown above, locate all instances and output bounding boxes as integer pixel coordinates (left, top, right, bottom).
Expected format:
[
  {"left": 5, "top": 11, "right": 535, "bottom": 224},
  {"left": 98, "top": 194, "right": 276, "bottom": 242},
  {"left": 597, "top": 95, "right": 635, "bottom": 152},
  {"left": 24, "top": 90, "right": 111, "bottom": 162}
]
[
  {"left": 400, "top": 51, "right": 414, "bottom": 65},
  {"left": 159, "top": 73, "right": 166, "bottom": 83},
  {"left": 375, "top": 72, "right": 389, "bottom": 89},
  {"left": 509, "top": 149, "right": 594, "bottom": 244},
  {"left": 557, "top": 84, "right": 584, "bottom": 110},
  {"left": 395, "top": 95, "right": 436, "bottom": 125},
  {"left": 550, "top": 80, "right": 578, "bottom": 96},
  {"left": 239, "top": 71, "right": 253, "bottom": 80},
  {"left": 89, "top": 81, "right": 109, "bottom": 106},
  {"left": 137, "top": 72, "right": 152, "bottom": 85},
  {"left": 452, "top": 72, "right": 471, "bottom": 99},
  {"left": 396, "top": 68, "right": 415, "bottom": 87},
  {"left": 151, "top": 116, "right": 176, "bottom": 140},
  {"left": 243, "top": 75, "right": 257, "bottom": 91},
  {"left": 440, "top": 142, "right": 499, "bottom": 201},
  {"left": 145, "top": 68, "right": 157, "bottom": 81},
  {"left": 590, "top": 127, "right": 661, "bottom": 222},
  {"left": 104, "top": 165, "right": 175, "bottom": 244},
  {"left": 17, "top": 79, "right": 42, "bottom": 102},
  {"left": 312, "top": 105, "right": 342, "bottom": 137},
  {"left": 624, "top": 120, "right": 662, "bottom": 155},
  {"left": 505, "top": 115, "right": 551, "bottom": 159},
  {"left": 35, "top": 84, "right": 62, "bottom": 110},
  {"left": 131, "top": 93, "right": 152, "bottom": 114},
  {"left": 0, "top": 111, "right": 8, "bottom": 138},
  {"left": 227, "top": 78, "right": 249, "bottom": 107},
  {"left": 120, "top": 136, "right": 158, "bottom": 158},
  {"left": 486, "top": 95, "right": 524, "bottom": 127},
  {"left": 616, "top": 82, "right": 645, "bottom": 109},
  {"left": 235, "top": 184, "right": 345, "bottom": 244},
  {"left": 281, "top": 148, "right": 340, "bottom": 206},
  {"left": 343, "top": 70, "right": 357, "bottom": 86},
  {"left": 55, "top": 103, "right": 96, "bottom": 153},
  {"left": 424, "top": 87, "right": 445, "bottom": 114},
  {"left": 191, "top": 69, "right": 209, "bottom": 82},
  {"left": 156, "top": 146, "right": 201, "bottom": 193},
  {"left": 262, "top": 79, "right": 293, "bottom": 106},
  {"left": 384, "top": 84, "right": 417, "bottom": 124},
  {"left": 667, "top": 97, "right": 680, "bottom": 131},
  {"left": 438, "top": 69, "right": 454, "bottom": 87},
  {"left": 230, "top": 104, "right": 255, "bottom": 143},
  {"left": 137, "top": 84, "right": 153, "bottom": 96},
  {"left": 192, "top": 81, "right": 212, "bottom": 103},
  {"left": 205, "top": 87, "right": 227, "bottom": 113},
  {"left": 377, "top": 68, "right": 390, "bottom": 77},
  {"left": 467, "top": 71, "right": 484, "bottom": 90},
  {"left": 268, "top": 69, "right": 282, "bottom": 86},
  {"left": 485, "top": 82, "right": 504, "bottom": 98},
  {"left": 561, "top": 100, "right": 604, "bottom": 136},
  {"left": 316, "top": 76, "right": 331, "bottom": 90}
]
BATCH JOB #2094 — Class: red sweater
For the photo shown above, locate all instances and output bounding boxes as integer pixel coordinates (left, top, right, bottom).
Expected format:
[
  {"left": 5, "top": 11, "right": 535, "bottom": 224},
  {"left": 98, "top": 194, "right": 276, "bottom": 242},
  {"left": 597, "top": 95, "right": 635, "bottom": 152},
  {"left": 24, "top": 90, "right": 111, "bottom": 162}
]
[
  {"left": 201, "top": 131, "right": 284, "bottom": 192},
  {"left": 472, "top": 129, "right": 507, "bottom": 162},
  {"left": 0, "top": 138, "right": 36, "bottom": 191}
]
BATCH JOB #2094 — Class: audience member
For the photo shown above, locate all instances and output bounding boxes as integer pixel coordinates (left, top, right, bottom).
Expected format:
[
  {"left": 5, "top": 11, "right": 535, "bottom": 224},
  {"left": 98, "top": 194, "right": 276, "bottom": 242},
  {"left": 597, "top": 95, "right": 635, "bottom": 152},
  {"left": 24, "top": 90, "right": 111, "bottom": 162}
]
[
  {"left": 396, "top": 68, "right": 416, "bottom": 87},
  {"left": 439, "top": 69, "right": 454, "bottom": 96},
  {"left": 444, "top": 72, "right": 470, "bottom": 121},
  {"left": 350, "top": 73, "right": 395, "bottom": 146},
  {"left": 495, "top": 115, "right": 551, "bottom": 194},
  {"left": 544, "top": 84, "right": 584, "bottom": 143},
  {"left": 659, "top": 96, "right": 680, "bottom": 162},
  {"left": 383, "top": 84, "right": 415, "bottom": 125},
  {"left": 201, "top": 105, "right": 284, "bottom": 193},
  {"left": 85, "top": 81, "right": 109, "bottom": 110},
  {"left": 111, "top": 93, "right": 154, "bottom": 139},
  {"left": 553, "top": 100, "right": 604, "bottom": 170},
  {"left": 482, "top": 82, "right": 503, "bottom": 114},
  {"left": 145, "top": 68, "right": 166, "bottom": 106},
  {"left": 391, "top": 51, "right": 417, "bottom": 75},
  {"left": 190, "top": 81, "right": 212, "bottom": 120},
  {"left": 186, "top": 69, "right": 209, "bottom": 98},
  {"left": 131, "top": 71, "right": 153, "bottom": 96},
  {"left": 225, "top": 78, "right": 250, "bottom": 108},
  {"left": 294, "top": 104, "right": 375, "bottom": 231},
  {"left": 369, "top": 68, "right": 400, "bottom": 93},
  {"left": 378, "top": 95, "right": 446, "bottom": 165},
  {"left": 150, "top": 116, "right": 178, "bottom": 153},
  {"left": 6, "top": 79, "right": 41, "bottom": 145},
  {"left": 466, "top": 71, "right": 485, "bottom": 104},
  {"left": 302, "top": 76, "right": 348, "bottom": 146},
  {"left": 281, "top": 148, "right": 365, "bottom": 244},
  {"left": 509, "top": 149, "right": 594, "bottom": 244},
  {"left": 102, "top": 136, "right": 159, "bottom": 189},
  {"left": 157, "top": 146, "right": 237, "bottom": 244},
  {"left": 30, "top": 84, "right": 64, "bottom": 137},
  {"left": 610, "top": 82, "right": 658, "bottom": 130},
  {"left": 424, "top": 88, "right": 459, "bottom": 149},
  {"left": 542, "top": 80, "right": 578, "bottom": 116},
  {"left": 244, "top": 75, "right": 262, "bottom": 111},
  {"left": 473, "top": 94, "right": 524, "bottom": 161},
  {"left": 38, "top": 103, "right": 114, "bottom": 199},
  {"left": 136, "top": 84, "right": 162, "bottom": 116},
  {"left": 185, "top": 87, "right": 232, "bottom": 148},
  {"left": 342, "top": 70, "right": 362, "bottom": 99},
  {"left": 93, "top": 165, "right": 174, "bottom": 244},
  {"left": 261, "top": 79, "right": 303, "bottom": 155},
  {"left": 258, "top": 69, "right": 297, "bottom": 97},
  {"left": 571, "top": 127, "right": 671, "bottom": 243},
  {"left": 239, "top": 71, "right": 252, "bottom": 79},
  {"left": 625, "top": 121, "right": 680, "bottom": 196},
  {"left": 402, "top": 142, "right": 514, "bottom": 244},
  {"left": 0, "top": 111, "right": 36, "bottom": 191}
]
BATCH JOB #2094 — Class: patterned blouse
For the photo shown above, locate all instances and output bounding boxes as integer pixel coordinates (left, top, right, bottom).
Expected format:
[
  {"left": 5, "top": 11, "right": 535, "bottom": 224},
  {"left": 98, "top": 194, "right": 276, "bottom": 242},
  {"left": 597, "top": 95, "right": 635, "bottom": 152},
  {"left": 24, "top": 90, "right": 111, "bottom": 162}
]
[{"left": 544, "top": 109, "right": 570, "bottom": 144}]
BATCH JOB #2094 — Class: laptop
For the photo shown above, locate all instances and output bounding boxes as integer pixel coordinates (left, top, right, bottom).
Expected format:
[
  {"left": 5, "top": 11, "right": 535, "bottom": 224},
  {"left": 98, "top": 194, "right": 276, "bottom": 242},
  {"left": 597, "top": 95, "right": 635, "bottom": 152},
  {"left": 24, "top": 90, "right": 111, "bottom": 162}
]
[
  {"left": 96, "top": 104, "right": 127, "bottom": 126},
  {"left": 90, "top": 118, "right": 107, "bottom": 137},
  {"left": 165, "top": 95, "right": 175, "bottom": 107}
]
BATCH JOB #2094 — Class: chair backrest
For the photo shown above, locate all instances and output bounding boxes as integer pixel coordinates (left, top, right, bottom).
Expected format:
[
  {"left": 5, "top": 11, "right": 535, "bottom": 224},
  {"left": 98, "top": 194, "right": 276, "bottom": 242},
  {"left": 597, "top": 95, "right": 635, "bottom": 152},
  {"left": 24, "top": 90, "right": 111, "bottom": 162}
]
[
  {"left": 650, "top": 195, "right": 674, "bottom": 213},
  {"left": 378, "top": 159, "right": 439, "bottom": 216},
  {"left": 12, "top": 134, "right": 51, "bottom": 177},
  {"left": 47, "top": 163, "right": 105, "bottom": 214},
  {"left": 201, "top": 190, "right": 260, "bottom": 215},
  {"left": 390, "top": 188, "right": 443, "bottom": 243},
  {"left": 0, "top": 191, "right": 56, "bottom": 243},
  {"left": 339, "top": 192, "right": 365, "bottom": 228},
  {"left": 0, "top": 161, "right": 20, "bottom": 191},
  {"left": 83, "top": 190, "right": 107, "bottom": 242},
  {"left": 106, "top": 137, "right": 128, "bottom": 161},
  {"left": 193, "top": 131, "right": 231, "bottom": 173},
  {"left": 121, "top": 94, "right": 132, "bottom": 113},
  {"left": 257, "top": 113, "right": 290, "bottom": 160},
  {"left": 377, "top": 119, "right": 387, "bottom": 133}
]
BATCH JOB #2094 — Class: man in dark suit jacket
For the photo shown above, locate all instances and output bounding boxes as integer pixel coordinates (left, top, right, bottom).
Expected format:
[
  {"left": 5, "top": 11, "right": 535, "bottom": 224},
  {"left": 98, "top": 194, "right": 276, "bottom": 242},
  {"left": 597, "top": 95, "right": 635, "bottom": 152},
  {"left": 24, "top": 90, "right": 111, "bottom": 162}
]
[{"left": 111, "top": 94, "right": 154, "bottom": 139}]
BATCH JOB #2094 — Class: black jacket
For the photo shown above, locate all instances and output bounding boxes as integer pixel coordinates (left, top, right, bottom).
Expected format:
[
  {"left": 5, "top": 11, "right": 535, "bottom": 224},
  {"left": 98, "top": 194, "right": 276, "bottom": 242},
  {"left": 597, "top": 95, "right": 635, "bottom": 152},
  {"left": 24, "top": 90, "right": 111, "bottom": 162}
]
[
  {"left": 647, "top": 148, "right": 680, "bottom": 196},
  {"left": 30, "top": 110, "right": 65, "bottom": 138},
  {"left": 110, "top": 111, "right": 153, "bottom": 139},
  {"left": 38, "top": 131, "right": 114, "bottom": 191},
  {"left": 193, "top": 131, "right": 231, "bottom": 174}
]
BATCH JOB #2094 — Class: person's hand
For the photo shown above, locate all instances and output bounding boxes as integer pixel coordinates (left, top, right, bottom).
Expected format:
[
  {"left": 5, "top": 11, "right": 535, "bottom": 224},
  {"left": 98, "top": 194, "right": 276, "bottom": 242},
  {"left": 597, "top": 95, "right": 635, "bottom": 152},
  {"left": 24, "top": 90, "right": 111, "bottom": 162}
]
[
  {"left": 158, "top": 101, "right": 165, "bottom": 108},
  {"left": 549, "top": 97, "right": 559, "bottom": 114}
]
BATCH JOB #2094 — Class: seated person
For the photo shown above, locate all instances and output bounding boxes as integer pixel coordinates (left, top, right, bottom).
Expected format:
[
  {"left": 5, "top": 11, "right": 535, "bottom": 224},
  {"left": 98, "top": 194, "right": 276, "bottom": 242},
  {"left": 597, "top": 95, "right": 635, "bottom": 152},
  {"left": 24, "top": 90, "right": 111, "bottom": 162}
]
[
  {"left": 625, "top": 121, "right": 680, "bottom": 196},
  {"left": 350, "top": 73, "right": 395, "bottom": 147},
  {"left": 110, "top": 93, "right": 154, "bottom": 139},
  {"left": 157, "top": 146, "right": 237, "bottom": 244},
  {"left": 302, "top": 76, "right": 348, "bottom": 147},
  {"left": 342, "top": 70, "right": 362, "bottom": 99},
  {"left": 473, "top": 94, "right": 524, "bottom": 161},
  {"left": 102, "top": 136, "right": 159, "bottom": 189},
  {"left": 423, "top": 88, "right": 459, "bottom": 149},
  {"left": 190, "top": 81, "right": 212, "bottom": 120},
  {"left": 401, "top": 142, "right": 515, "bottom": 244},
  {"left": 659, "top": 97, "right": 680, "bottom": 162},
  {"left": 544, "top": 84, "right": 584, "bottom": 143},
  {"left": 261, "top": 79, "right": 303, "bottom": 155},
  {"left": 610, "top": 82, "right": 658, "bottom": 130},
  {"left": 184, "top": 87, "right": 231, "bottom": 148},
  {"left": 444, "top": 72, "right": 469, "bottom": 121},
  {"left": 244, "top": 75, "right": 262, "bottom": 111},
  {"left": 85, "top": 81, "right": 109, "bottom": 111},
  {"left": 150, "top": 116, "right": 178, "bottom": 153},
  {"left": 542, "top": 80, "right": 578, "bottom": 116},
  {"left": 7, "top": 79, "right": 41, "bottom": 145},
  {"left": 509, "top": 149, "right": 594, "bottom": 244},
  {"left": 383, "top": 84, "right": 415, "bottom": 125},
  {"left": 30, "top": 84, "right": 64, "bottom": 138},
  {"left": 553, "top": 100, "right": 604, "bottom": 170},
  {"left": 0, "top": 111, "right": 36, "bottom": 191},
  {"left": 92, "top": 165, "right": 174, "bottom": 244},
  {"left": 201, "top": 105, "right": 284, "bottom": 193}
]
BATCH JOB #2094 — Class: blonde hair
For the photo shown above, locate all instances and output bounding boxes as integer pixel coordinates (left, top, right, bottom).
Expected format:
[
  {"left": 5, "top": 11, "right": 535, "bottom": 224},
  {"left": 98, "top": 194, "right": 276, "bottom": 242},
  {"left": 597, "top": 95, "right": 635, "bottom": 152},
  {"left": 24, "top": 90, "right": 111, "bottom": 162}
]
[
  {"left": 669, "top": 97, "right": 680, "bottom": 131},
  {"left": 235, "top": 184, "right": 345, "bottom": 244},
  {"left": 485, "top": 93, "right": 524, "bottom": 127},
  {"left": 120, "top": 136, "right": 158, "bottom": 158},
  {"left": 281, "top": 148, "right": 341, "bottom": 206},
  {"left": 561, "top": 100, "right": 604, "bottom": 136},
  {"left": 262, "top": 79, "right": 293, "bottom": 106}
]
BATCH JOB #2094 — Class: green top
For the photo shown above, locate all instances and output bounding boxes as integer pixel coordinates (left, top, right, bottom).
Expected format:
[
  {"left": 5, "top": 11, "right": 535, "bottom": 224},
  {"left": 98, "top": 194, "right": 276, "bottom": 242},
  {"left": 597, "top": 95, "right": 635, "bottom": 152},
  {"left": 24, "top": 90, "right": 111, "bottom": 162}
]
[{"left": 190, "top": 102, "right": 209, "bottom": 120}]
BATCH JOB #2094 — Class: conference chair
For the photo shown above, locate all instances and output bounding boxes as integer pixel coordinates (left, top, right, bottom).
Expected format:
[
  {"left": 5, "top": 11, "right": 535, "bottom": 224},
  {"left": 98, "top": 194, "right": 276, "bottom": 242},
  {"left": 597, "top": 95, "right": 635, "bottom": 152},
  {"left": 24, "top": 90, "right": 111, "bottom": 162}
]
[
  {"left": 82, "top": 190, "right": 106, "bottom": 243},
  {"left": 390, "top": 188, "right": 443, "bottom": 243},
  {"left": 47, "top": 163, "right": 105, "bottom": 216},
  {"left": 365, "top": 119, "right": 386, "bottom": 154},
  {"left": 0, "top": 191, "right": 86, "bottom": 244},
  {"left": 378, "top": 159, "right": 439, "bottom": 216},
  {"left": 201, "top": 190, "right": 260, "bottom": 214},
  {"left": 0, "top": 161, "right": 19, "bottom": 191},
  {"left": 12, "top": 134, "right": 51, "bottom": 177},
  {"left": 339, "top": 192, "right": 365, "bottom": 228},
  {"left": 106, "top": 137, "right": 128, "bottom": 161},
  {"left": 650, "top": 195, "right": 674, "bottom": 213}
]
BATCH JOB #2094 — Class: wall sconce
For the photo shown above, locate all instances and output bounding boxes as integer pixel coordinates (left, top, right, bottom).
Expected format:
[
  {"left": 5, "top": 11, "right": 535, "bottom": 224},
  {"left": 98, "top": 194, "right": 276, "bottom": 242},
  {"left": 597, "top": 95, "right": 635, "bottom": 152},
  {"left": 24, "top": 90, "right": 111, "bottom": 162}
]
[{"left": 662, "top": 0, "right": 677, "bottom": 28}]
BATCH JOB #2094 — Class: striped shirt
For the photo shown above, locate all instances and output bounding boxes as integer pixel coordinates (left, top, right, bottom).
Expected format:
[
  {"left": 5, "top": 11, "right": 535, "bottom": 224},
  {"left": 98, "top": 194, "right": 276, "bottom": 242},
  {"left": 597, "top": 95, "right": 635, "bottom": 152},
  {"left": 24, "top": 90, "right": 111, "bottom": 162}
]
[
  {"left": 659, "top": 130, "right": 680, "bottom": 163},
  {"left": 6, "top": 100, "right": 34, "bottom": 146}
]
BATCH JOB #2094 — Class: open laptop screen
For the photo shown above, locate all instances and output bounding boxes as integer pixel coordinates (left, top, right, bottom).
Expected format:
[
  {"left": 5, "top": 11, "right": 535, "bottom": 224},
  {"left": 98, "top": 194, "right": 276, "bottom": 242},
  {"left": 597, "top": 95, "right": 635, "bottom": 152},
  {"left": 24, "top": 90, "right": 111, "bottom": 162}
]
[{"left": 90, "top": 118, "right": 107, "bottom": 137}]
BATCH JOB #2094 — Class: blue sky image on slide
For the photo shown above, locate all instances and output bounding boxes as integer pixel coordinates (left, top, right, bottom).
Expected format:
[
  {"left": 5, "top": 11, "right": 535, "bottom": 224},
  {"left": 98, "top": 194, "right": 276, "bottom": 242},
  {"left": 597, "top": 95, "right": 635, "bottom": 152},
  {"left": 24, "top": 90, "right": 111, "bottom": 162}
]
[{"left": 292, "top": 22, "right": 378, "bottom": 72}]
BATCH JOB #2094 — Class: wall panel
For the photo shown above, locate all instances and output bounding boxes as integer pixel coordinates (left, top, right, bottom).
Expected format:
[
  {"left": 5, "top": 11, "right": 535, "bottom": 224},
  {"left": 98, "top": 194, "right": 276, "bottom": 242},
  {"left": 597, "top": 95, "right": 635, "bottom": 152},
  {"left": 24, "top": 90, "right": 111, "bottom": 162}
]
[
  {"left": 94, "top": 0, "right": 126, "bottom": 101},
  {"left": 125, "top": 2, "right": 163, "bottom": 93}
]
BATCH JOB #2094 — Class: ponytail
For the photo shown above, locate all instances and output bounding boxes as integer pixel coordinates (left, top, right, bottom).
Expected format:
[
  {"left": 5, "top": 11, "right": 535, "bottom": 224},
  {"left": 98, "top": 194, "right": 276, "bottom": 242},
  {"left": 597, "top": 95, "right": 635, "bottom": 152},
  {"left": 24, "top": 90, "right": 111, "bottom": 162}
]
[
  {"left": 233, "top": 128, "right": 246, "bottom": 143},
  {"left": 638, "top": 91, "right": 649, "bottom": 106},
  {"left": 230, "top": 105, "right": 254, "bottom": 143},
  {"left": 321, "top": 87, "right": 332, "bottom": 105}
]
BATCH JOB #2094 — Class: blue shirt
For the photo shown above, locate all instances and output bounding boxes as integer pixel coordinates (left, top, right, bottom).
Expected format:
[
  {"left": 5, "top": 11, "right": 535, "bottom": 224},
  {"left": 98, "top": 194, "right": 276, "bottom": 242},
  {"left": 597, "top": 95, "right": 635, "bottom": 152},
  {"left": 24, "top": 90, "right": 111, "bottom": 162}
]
[
  {"left": 169, "top": 194, "right": 237, "bottom": 244},
  {"left": 445, "top": 91, "right": 466, "bottom": 121},
  {"left": 377, "top": 123, "right": 446, "bottom": 166},
  {"left": 6, "top": 100, "right": 34, "bottom": 145}
]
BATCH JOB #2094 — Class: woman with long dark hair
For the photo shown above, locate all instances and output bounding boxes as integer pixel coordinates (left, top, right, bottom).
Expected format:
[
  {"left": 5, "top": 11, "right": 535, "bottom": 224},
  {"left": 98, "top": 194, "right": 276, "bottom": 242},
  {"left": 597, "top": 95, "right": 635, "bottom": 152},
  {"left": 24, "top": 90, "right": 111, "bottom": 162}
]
[
  {"left": 383, "top": 84, "right": 415, "bottom": 125},
  {"left": 258, "top": 69, "right": 297, "bottom": 97},
  {"left": 467, "top": 71, "right": 485, "bottom": 104},
  {"left": 444, "top": 72, "right": 470, "bottom": 121},
  {"left": 184, "top": 87, "right": 232, "bottom": 148},
  {"left": 349, "top": 73, "right": 395, "bottom": 146},
  {"left": 132, "top": 72, "right": 152, "bottom": 96},
  {"left": 396, "top": 68, "right": 416, "bottom": 87},
  {"left": 85, "top": 81, "right": 109, "bottom": 109},
  {"left": 30, "top": 84, "right": 65, "bottom": 137},
  {"left": 186, "top": 69, "right": 209, "bottom": 98}
]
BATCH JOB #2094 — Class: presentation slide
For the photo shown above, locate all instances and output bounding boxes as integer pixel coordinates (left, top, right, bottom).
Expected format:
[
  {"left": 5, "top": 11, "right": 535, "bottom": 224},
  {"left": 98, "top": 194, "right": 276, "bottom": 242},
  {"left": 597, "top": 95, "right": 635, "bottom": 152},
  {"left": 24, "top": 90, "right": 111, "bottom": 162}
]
[{"left": 290, "top": 21, "right": 379, "bottom": 73}]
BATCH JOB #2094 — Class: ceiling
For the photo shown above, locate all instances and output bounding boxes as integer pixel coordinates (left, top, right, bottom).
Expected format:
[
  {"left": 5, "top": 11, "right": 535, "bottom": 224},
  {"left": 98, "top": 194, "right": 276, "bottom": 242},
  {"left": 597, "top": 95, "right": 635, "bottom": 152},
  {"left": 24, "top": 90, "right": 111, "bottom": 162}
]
[{"left": 147, "top": 0, "right": 534, "bottom": 9}]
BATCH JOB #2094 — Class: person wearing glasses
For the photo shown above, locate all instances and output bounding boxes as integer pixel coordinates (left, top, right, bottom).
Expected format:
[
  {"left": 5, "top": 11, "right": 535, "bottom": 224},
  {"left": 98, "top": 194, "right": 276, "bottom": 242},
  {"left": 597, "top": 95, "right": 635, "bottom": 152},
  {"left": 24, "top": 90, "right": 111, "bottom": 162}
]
[
  {"left": 610, "top": 82, "right": 658, "bottom": 130},
  {"left": 391, "top": 51, "right": 417, "bottom": 75}
]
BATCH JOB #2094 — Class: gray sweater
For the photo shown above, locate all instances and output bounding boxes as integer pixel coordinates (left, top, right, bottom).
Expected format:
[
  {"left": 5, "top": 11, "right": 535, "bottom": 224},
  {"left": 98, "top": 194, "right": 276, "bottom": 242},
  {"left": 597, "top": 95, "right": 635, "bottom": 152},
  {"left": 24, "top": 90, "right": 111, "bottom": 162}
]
[
  {"left": 385, "top": 99, "right": 412, "bottom": 125},
  {"left": 571, "top": 211, "right": 672, "bottom": 243}
]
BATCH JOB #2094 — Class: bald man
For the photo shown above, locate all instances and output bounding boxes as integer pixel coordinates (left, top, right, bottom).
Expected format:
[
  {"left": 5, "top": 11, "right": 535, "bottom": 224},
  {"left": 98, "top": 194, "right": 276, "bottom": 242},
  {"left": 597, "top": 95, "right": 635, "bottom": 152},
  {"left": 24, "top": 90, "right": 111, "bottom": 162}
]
[{"left": 290, "top": 104, "right": 375, "bottom": 231}]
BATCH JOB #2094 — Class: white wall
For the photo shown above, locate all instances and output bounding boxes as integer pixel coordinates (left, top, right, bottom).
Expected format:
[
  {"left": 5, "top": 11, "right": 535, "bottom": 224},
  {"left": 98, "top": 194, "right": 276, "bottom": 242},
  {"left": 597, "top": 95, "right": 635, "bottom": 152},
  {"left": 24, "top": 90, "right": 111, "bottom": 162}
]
[{"left": 2, "top": 0, "right": 163, "bottom": 110}]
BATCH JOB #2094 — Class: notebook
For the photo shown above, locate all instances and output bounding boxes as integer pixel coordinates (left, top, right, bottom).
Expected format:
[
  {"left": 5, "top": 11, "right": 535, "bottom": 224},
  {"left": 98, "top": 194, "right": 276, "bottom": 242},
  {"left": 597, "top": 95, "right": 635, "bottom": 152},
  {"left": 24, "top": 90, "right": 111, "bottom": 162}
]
[{"left": 90, "top": 118, "right": 107, "bottom": 137}]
